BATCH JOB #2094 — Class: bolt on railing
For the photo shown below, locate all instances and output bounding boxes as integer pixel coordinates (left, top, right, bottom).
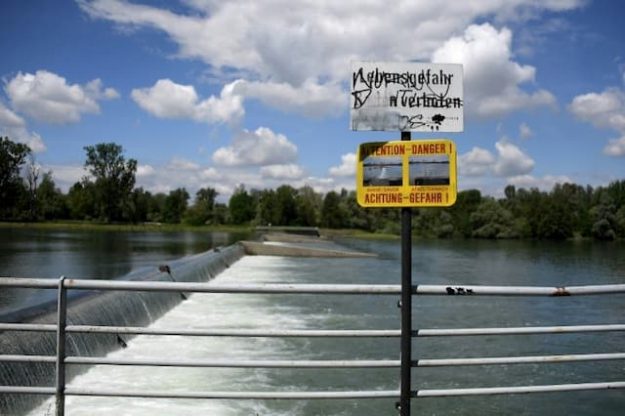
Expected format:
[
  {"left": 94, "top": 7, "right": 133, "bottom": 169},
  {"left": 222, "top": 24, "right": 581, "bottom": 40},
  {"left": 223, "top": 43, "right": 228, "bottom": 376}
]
[{"left": 0, "top": 277, "right": 624, "bottom": 416}]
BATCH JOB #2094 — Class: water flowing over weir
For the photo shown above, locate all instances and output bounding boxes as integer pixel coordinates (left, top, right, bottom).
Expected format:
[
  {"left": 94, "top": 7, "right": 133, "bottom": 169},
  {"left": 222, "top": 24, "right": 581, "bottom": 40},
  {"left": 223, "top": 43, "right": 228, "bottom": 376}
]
[{"left": 0, "top": 244, "right": 245, "bottom": 415}]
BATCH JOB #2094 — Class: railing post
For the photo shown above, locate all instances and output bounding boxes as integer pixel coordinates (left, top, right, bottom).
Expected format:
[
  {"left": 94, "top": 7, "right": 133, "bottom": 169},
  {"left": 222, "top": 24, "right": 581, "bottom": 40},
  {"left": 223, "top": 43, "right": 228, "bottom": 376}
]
[
  {"left": 399, "top": 130, "right": 412, "bottom": 416},
  {"left": 55, "top": 276, "right": 67, "bottom": 416}
]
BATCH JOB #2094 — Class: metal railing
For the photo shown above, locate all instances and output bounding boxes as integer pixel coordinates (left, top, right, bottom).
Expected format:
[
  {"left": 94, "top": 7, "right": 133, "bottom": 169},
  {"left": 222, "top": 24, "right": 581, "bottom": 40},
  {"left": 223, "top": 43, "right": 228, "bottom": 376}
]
[{"left": 1, "top": 277, "right": 624, "bottom": 415}]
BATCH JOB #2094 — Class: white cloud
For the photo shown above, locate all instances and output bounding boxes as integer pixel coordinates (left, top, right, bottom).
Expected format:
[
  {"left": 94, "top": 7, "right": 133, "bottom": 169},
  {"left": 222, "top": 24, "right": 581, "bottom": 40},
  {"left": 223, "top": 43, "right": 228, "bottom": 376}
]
[
  {"left": 519, "top": 122, "right": 533, "bottom": 139},
  {"left": 459, "top": 147, "right": 496, "bottom": 176},
  {"left": 40, "top": 164, "right": 88, "bottom": 191},
  {"left": 260, "top": 164, "right": 305, "bottom": 179},
  {"left": 507, "top": 174, "right": 572, "bottom": 190},
  {"left": 5, "top": 70, "right": 118, "bottom": 124},
  {"left": 569, "top": 88, "right": 625, "bottom": 131},
  {"left": 0, "top": 102, "right": 25, "bottom": 128},
  {"left": 166, "top": 157, "right": 200, "bottom": 171},
  {"left": 458, "top": 139, "right": 534, "bottom": 178},
  {"left": 136, "top": 164, "right": 155, "bottom": 177},
  {"left": 131, "top": 79, "right": 244, "bottom": 124},
  {"left": 232, "top": 79, "right": 345, "bottom": 118},
  {"left": 569, "top": 87, "right": 625, "bottom": 157},
  {"left": 432, "top": 24, "right": 556, "bottom": 117},
  {"left": 604, "top": 136, "right": 625, "bottom": 157},
  {"left": 79, "top": 1, "right": 581, "bottom": 118},
  {"left": 493, "top": 140, "right": 535, "bottom": 176},
  {"left": 212, "top": 127, "right": 297, "bottom": 166},
  {"left": 328, "top": 153, "right": 356, "bottom": 177},
  {"left": 0, "top": 102, "right": 46, "bottom": 153}
]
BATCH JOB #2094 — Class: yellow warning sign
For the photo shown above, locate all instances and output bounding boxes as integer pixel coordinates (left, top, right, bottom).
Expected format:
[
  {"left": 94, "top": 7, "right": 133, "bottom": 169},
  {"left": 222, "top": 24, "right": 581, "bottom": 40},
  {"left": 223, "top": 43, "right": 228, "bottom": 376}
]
[{"left": 356, "top": 139, "right": 457, "bottom": 207}]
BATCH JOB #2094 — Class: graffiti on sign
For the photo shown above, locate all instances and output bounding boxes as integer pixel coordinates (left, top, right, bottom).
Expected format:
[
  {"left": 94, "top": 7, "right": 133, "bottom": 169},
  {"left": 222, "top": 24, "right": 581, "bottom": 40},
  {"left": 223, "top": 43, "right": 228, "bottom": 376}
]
[{"left": 350, "top": 62, "right": 463, "bottom": 132}]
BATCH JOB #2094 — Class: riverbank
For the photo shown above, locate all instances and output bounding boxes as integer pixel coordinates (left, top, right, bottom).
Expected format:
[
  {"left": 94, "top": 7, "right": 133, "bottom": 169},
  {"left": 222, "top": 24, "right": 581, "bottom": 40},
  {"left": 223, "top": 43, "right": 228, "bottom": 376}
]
[
  {"left": 0, "top": 221, "right": 400, "bottom": 240},
  {"left": 0, "top": 221, "right": 253, "bottom": 233}
]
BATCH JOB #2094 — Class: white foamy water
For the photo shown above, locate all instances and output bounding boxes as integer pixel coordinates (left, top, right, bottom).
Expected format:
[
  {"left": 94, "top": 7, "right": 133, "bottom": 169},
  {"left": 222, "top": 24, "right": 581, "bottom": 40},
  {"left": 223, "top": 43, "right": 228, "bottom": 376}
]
[{"left": 27, "top": 256, "right": 314, "bottom": 416}]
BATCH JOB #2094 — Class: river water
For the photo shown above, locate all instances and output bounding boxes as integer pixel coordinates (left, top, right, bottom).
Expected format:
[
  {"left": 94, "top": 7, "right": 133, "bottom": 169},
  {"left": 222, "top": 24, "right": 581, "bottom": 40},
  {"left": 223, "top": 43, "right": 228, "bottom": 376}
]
[{"left": 1, "top": 228, "right": 624, "bottom": 415}]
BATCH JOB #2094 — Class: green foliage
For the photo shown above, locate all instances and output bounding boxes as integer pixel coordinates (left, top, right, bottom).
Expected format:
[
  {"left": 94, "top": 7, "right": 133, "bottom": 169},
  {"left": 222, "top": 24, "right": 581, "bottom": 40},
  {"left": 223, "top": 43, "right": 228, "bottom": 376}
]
[
  {"left": 321, "top": 191, "right": 345, "bottom": 228},
  {"left": 470, "top": 198, "right": 518, "bottom": 239},
  {"left": 0, "top": 137, "right": 31, "bottom": 219},
  {"left": 184, "top": 187, "right": 218, "bottom": 226},
  {"left": 83, "top": 143, "right": 137, "bottom": 222},
  {"left": 163, "top": 188, "right": 189, "bottom": 224},
  {"left": 0, "top": 136, "right": 624, "bottom": 241},
  {"left": 36, "top": 173, "right": 67, "bottom": 220},
  {"left": 228, "top": 185, "right": 256, "bottom": 224},
  {"left": 294, "top": 186, "right": 320, "bottom": 226}
]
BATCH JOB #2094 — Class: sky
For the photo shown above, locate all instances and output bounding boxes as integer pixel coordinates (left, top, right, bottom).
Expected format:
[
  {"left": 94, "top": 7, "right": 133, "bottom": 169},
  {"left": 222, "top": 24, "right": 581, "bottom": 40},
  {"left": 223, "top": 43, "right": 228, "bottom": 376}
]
[{"left": 1, "top": 0, "right": 624, "bottom": 201}]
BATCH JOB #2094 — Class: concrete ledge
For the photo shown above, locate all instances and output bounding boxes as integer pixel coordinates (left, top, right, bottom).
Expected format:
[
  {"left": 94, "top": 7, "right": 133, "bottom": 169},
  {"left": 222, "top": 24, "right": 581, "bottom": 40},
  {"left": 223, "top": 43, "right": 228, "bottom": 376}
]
[
  {"left": 261, "top": 232, "right": 328, "bottom": 243},
  {"left": 240, "top": 241, "right": 377, "bottom": 258}
]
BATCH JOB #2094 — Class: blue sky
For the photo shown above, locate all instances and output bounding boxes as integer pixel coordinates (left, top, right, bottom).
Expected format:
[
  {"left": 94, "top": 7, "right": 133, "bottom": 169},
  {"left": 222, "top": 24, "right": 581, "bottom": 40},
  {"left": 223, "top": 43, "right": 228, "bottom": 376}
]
[{"left": 1, "top": 0, "right": 624, "bottom": 200}]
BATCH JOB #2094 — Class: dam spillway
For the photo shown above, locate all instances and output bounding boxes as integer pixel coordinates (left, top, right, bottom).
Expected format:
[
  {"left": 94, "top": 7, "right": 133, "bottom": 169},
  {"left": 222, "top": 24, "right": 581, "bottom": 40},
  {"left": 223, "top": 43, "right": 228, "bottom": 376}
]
[
  {"left": 2, "top": 236, "right": 625, "bottom": 416},
  {"left": 0, "top": 243, "right": 246, "bottom": 415}
]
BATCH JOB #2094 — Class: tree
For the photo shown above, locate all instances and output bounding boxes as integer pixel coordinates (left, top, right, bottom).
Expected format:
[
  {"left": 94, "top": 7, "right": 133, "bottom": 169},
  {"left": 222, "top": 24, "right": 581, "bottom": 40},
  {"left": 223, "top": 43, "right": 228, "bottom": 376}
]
[
  {"left": 228, "top": 185, "right": 256, "bottom": 224},
  {"left": 257, "top": 189, "right": 280, "bottom": 225},
  {"left": 449, "top": 189, "right": 482, "bottom": 237},
  {"left": 470, "top": 198, "right": 518, "bottom": 239},
  {"left": 321, "top": 191, "right": 346, "bottom": 228},
  {"left": 36, "top": 173, "right": 67, "bottom": 220},
  {"left": 0, "top": 137, "right": 31, "bottom": 219},
  {"left": 295, "top": 186, "right": 321, "bottom": 227},
  {"left": 83, "top": 143, "right": 137, "bottom": 222},
  {"left": 163, "top": 188, "right": 189, "bottom": 223},
  {"left": 147, "top": 192, "right": 167, "bottom": 223},
  {"left": 184, "top": 187, "right": 218, "bottom": 226},
  {"left": 24, "top": 154, "right": 40, "bottom": 220},
  {"left": 275, "top": 185, "right": 298, "bottom": 225},
  {"left": 125, "top": 187, "right": 151, "bottom": 223},
  {"left": 67, "top": 181, "right": 97, "bottom": 220}
]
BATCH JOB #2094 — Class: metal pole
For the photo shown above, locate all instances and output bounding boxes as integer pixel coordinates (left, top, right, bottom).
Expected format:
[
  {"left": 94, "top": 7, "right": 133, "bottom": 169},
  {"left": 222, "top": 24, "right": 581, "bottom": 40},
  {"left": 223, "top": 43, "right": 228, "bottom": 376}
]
[
  {"left": 55, "top": 276, "right": 67, "bottom": 416},
  {"left": 400, "top": 130, "right": 412, "bottom": 416}
]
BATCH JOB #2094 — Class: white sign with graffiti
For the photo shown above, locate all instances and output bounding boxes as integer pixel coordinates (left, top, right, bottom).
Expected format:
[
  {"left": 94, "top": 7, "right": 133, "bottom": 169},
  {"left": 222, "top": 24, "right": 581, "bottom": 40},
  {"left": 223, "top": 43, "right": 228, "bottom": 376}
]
[{"left": 350, "top": 62, "right": 463, "bottom": 132}]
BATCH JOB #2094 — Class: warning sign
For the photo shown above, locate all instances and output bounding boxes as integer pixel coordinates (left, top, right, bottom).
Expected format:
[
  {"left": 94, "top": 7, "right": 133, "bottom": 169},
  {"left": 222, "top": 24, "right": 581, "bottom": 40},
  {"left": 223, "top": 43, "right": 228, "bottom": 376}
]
[
  {"left": 350, "top": 62, "right": 464, "bottom": 132},
  {"left": 356, "top": 139, "right": 457, "bottom": 207}
]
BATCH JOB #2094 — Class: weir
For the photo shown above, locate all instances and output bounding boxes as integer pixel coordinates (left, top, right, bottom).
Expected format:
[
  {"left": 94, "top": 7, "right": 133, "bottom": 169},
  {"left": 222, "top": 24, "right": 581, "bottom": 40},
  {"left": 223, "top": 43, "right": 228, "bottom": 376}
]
[
  {"left": 0, "top": 244, "right": 245, "bottom": 415},
  {"left": 1, "top": 236, "right": 625, "bottom": 415}
]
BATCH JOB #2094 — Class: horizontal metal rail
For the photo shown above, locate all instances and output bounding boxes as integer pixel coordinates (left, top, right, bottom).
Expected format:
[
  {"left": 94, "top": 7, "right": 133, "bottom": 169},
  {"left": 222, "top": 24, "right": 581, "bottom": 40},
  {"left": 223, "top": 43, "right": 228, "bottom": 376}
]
[
  {"left": 0, "top": 354, "right": 55, "bottom": 363},
  {"left": 0, "top": 323, "right": 400, "bottom": 337},
  {"left": 4, "top": 323, "right": 625, "bottom": 338},
  {"left": 0, "top": 386, "right": 56, "bottom": 395},
  {"left": 2, "top": 276, "right": 625, "bottom": 414},
  {"left": 68, "top": 326, "right": 400, "bottom": 338},
  {"left": 415, "top": 284, "right": 625, "bottom": 296},
  {"left": 414, "top": 352, "right": 625, "bottom": 367},
  {"left": 0, "top": 277, "right": 401, "bottom": 294},
  {"left": 0, "top": 354, "right": 399, "bottom": 368},
  {"left": 414, "top": 324, "right": 625, "bottom": 337},
  {"left": 0, "top": 277, "right": 625, "bottom": 296},
  {"left": 3, "top": 382, "right": 625, "bottom": 400},
  {"left": 66, "top": 387, "right": 400, "bottom": 400},
  {"left": 65, "top": 357, "right": 400, "bottom": 368},
  {"left": 2, "top": 278, "right": 625, "bottom": 297},
  {"left": 5, "top": 352, "right": 623, "bottom": 369},
  {"left": 415, "top": 381, "right": 625, "bottom": 397}
]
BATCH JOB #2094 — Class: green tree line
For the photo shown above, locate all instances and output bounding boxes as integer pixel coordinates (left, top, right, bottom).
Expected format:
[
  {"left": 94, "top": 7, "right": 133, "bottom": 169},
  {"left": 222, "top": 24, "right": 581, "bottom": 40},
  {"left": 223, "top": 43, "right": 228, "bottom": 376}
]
[{"left": 2, "top": 137, "right": 625, "bottom": 240}]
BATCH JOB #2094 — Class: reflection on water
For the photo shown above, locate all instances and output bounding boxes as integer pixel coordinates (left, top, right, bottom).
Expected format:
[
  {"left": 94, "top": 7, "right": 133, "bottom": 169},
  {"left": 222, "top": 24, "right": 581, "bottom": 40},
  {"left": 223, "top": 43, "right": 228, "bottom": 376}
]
[{"left": 0, "top": 227, "right": 249, "bottom": 314}]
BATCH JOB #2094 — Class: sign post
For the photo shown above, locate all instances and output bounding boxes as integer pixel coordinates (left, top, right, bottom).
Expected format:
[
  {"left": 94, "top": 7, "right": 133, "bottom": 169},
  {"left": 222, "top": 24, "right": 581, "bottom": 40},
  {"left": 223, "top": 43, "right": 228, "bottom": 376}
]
[
  {"left": 399, "top": 130, "right": 412, "bottom": 416},
  {"left": 351, "top": 61, "right": 463, "bottom": 416}
]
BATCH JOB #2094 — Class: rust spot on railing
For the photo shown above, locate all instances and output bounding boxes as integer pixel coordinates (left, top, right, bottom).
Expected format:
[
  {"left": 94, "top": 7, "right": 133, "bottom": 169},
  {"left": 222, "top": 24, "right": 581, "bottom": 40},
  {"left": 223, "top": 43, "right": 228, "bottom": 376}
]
[{"left": 552, "top": 287, "right": 571, "bottom": 296}]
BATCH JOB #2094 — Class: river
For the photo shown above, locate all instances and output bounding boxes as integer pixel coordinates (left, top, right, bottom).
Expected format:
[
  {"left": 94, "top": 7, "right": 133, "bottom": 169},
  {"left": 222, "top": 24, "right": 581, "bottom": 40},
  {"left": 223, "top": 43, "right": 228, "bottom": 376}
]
[{"left": 1, "top": 228, "right": 624, "bottom": 415}]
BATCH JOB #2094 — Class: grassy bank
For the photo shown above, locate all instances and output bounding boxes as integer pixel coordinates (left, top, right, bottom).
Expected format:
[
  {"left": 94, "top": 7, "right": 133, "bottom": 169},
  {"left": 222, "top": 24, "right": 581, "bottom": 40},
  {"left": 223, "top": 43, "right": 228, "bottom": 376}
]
[
  {"left": 320, "top": 228, "right": 400, "bottom": 240},
  {"left": 0, "top": 221, "right": 253, "bottom": 234},
  {"left": 0, "top": 222, "right": 400, "bottom": 240}
]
